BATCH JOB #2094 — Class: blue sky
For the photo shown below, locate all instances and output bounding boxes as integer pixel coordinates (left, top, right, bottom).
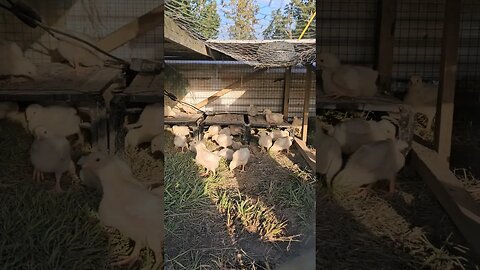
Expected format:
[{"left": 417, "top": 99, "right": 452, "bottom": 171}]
[{"left": 216, "top": 0, "right": 291, "bottom": 39}]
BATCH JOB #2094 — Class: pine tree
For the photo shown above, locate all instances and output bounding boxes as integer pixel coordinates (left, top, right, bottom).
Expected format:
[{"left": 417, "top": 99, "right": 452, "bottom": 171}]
[
  {"left": 168, "top": 0, "right": 220, "bottom": 39},
  {"left": 263, "top": 0, "right": 315, "bottom": 39},
  {"left": 222, "top": 0, "right": 259, "bottom": 40}
]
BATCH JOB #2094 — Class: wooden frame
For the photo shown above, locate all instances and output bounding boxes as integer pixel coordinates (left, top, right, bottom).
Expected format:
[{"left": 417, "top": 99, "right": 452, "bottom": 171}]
[
  {"left": 375, "top": 0, "right": 397, "bottom": 93},
  {"left": 282, "top": 67, "right": 292, "bottom": 120},
  {"left": 164, "top": 16, "right": 210, "bottom": 57},
  {"left": 434, "top": 0, "right": 462, "bottom": 163},
  {"left": 97, "top": 5, "right": 164, "bottom": 52},
  {"left": 411, "top": 142, "right": 480, "bottom": 257},
  {"left": 302, "top": 65, "right": 313, "bottom": 142}
]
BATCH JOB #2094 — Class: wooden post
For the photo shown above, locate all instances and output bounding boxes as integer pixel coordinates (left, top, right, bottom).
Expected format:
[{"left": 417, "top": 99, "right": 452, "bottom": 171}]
[
  {"left": 195, "top": 68, "right": 266, "bottom": 109},
  {"left": 375, "top": 0, "right": 397, "bottom": 93},
  {"left": 282, "top": 67, "right": 292, "bottom": 120},
  {"left": 302, "top": 65, "right": 313, "bottom": 142},
  {"left": 434, "top": 0, "right": 461, "bottom": 163}
]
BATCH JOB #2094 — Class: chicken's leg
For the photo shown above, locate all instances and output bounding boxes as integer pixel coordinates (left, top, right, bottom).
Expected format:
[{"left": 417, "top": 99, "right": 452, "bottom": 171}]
[
  {"left": 113, "top": 241, "right": 142, "bottom": 267},
  {"left": 51, "top": 172, "right": 64, "bottom": 193},
  {"left": 241, "top": 165, "right": 246, "bottom": 172},
  {"left": 33, "top": 169, "right": 44, "bottom": 182},
  {"left": 387, "top": 178, "right": 396, "bottom": 196},
  {"left": 200, "top": 168, "right": 209, "bottom": 177}
]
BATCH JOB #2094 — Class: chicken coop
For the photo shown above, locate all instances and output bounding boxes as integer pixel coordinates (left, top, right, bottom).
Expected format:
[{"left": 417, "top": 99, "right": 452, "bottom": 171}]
[
  {"left": 0, "top": 1, "right": 163, "bottom": 269},
  {"left": 162, "top": 1, "right": 316, "bottom": 268},
  {"left": 316, "top": 0, "right": 480, "bottom": 267}
]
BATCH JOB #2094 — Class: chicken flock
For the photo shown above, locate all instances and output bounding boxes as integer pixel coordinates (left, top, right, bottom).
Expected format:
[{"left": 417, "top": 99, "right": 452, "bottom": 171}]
[
  {"left": 167, "top": 120, "right": 294, "bottom": 178},
  {"left": 0, "top": 102, "right": 163, "bottom": 269}
]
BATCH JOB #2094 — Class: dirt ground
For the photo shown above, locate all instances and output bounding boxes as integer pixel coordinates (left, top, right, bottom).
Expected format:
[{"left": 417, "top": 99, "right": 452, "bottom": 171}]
[{"left": 164, "top": 129, "right": 315, "bottom": 269}]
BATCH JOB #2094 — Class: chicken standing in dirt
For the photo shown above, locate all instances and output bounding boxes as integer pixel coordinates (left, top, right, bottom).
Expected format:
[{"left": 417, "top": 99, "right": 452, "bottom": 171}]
[
  {"left": 333, "top": 138, "right": 408, "bottom": 195},
  {"left": 30, "top": 126, "right": 77, "bottom": 192},
  {"left": 194, "top": 142, "right": 221, "bottom": 177},
  {"left": 230, "top": 148, "right": 250, "bottom": 172},
  {"left": 270, "top": 136, "right": 294, "bottom": 153},
  {"left": 258, "top": 130, "right": 273, "bottom": 152},
  {"left": 78, "top": 152, "right": 163, "bottom": 269}
]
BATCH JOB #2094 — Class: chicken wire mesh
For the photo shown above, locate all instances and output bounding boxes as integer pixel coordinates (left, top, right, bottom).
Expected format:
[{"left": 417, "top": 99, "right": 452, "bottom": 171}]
[
  {"left": 316, "top": 0, "right": 379, "bottom": 69},
  {"left": 165, "top": 60, "right": 315, "bottom": 118},
  {"left": 392, "top": 0, "right": 445, "bottom": 93},
  {"left": 0, "top": 0, "right": 163, "bottom": 63},
  {"left": 164, "top": 0, "right": 316, "bottom": 68}
]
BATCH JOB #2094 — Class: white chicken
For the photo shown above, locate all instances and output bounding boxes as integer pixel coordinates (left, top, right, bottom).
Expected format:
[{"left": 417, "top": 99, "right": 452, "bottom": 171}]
[
  {"left": 258, "top": 130, "right": 273, "bottom": 152},
  {"left": 204, "top": 125, "right": 221, "bottom": 140},
  {"left": 174, "top": 135, "right": 188, "bottom": 152},
  {"left": 230, "top": 148, "right": 250, "bottom": 172},
  {"left": 55, "top": 31, "right": 104, "bottom": 74},
  {"left": 26, "top": 104, "right": 83, "bottom": 144},
  {"left": 248, "top": 104, "right": 258, "bottom": 116},
  {"left": 212, "top": 134, "right": 233, "bottom": 148},
  {"left": 318, "top": 52, "right": 378, "bottom": 98},
  {"left": 171, "top": 125, "right": 190, "bottom": 137},
  {"left": 165, "top": 105, "right": 176, "bottom": 117},
  {"left": 124, "top": 103, "right": 162, "bottom": 149},
  {"left": 0, "top": 40, "right": 37, "bottom": 79},
  {"left": 332, "top": 138, "right": 408, "bottom": 195},
  {"left": 271, "top": 129, "right": 290, "bottom": 141},
  {"left": 30, "top": 126, "right": 78, "bottom": 193},
  {"left": 404, "top": 75, "right": 438, "bottom": 130},
  {"left": 195, "top": 142, "right": 222, "bottom": 177},
  {"left": 214, "top": 148, "right": 234, "bottom": 161},
  {"left": 270, "top": 136, "right": 294, "bottom": 153},
  {"left": 219, "top": 127, "right": 232, "bottom": 136},
  {"left": 78, "top": 152, "right": 163, "bottom": 269},
  {"left": 327, "top": 118, "right": 396, "bottom": 155},
  {"left": 317, "top": 127, "right": 342, "bottom": 185},
  {"left": 264, "top": 109, "right": 284, "bottom": 124}
]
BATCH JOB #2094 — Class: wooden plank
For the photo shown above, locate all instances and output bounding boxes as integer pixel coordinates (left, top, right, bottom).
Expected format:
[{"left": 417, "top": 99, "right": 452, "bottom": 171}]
[
  {"left": 96, "top": 5, "right": 164, "bottom": 52},
  {"left": 164, "top": 16, "right": 210, "bottom": 57},
  {"left": 302, "top": 65, "right": 313, "bottom": 142},
  {"left": 195, "top": 68, "right": 266, "bottom": 109},
  {"left": 78, "top": 67, "right": 122, "bottom": 94},
  {"left": 411, "top": 142, "right": 480, "bottom": 257},
  {"left": 375, "top": 0, "right": 397, "bottom": 93},
  {"left": 294, "top": 138, "right": 315, "bottom": 172},
  {"left": 434, "top": 0, "right": 462, "bottom": 163},
  {"left": 282, "top": 67, "right": 292, "bottom": 120}
]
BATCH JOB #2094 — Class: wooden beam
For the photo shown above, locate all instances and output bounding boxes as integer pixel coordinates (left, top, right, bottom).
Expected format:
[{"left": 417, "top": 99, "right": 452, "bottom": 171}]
[
  {"left": 164, "top": 16, "right": 210, "bottom": 57},
  {"left": 411, "top": 142, "right": 480, "bottom": 257},
  {"left": 282, "top": 67, "right": 292, "bottom": 120},
  {"left": 195, "top": 68, "right": 266, "bottom": 109},
  {"left": 375, "top": 0, "right": 397, "bottom": 93},
  {"left": 302, "top": 65, "right": 313, "bottom": 142},
  {"left": 96, "top": 5, "right": 164, "bottom": 52},
  {"left": 294, "top": 138, "right": 315, "bottom": 172},
  {"left": 434, "top": 0, "right": 461, "bottom": 163}
]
